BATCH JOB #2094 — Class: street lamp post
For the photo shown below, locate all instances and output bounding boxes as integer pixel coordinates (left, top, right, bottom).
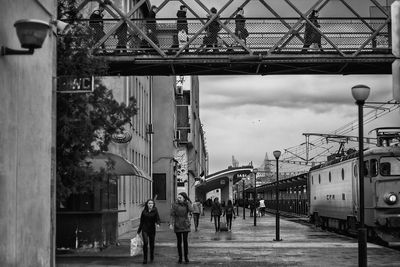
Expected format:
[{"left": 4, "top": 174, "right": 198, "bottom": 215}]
[
  {"left": 351, "top": 84, "right": 370, "bottom": 267},
  {"left": 242, "top": 179, "right": 245, "bottom": 220},
  {"left": 273, "top": 150, "right": 282, "bottom": 241},
  {"left": 253, "top": 168, "right": 258, "bottom": 226},
  {"left": 236, "top": 183, "right": 239, "bottom": 215}
]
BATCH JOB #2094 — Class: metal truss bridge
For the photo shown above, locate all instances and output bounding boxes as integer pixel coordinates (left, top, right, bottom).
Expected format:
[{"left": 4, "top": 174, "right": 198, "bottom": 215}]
[{"left": 69, "top": 0, "right": 395, "bottom": 76}]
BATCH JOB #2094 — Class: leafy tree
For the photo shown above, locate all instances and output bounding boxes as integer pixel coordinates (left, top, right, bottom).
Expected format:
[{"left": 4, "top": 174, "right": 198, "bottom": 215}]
[{"left": 56, "top": 0, "right": 137, "bottom": 204}]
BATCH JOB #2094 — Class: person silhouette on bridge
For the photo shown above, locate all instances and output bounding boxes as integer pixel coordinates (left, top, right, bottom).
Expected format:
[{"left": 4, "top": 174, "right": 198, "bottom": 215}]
[
  {"left": 202, "top": 7, "right": 221, "bottom": 52},
  {"left": 302, "top": 10, "right": 324, "bottom": 52},
  {"left": 89, "top": 3, "right": 106, "bottom": 50},
  {"left": 235, "top": 7, "right": 249, "bottom": 45},
  {"left": 115, "top": 21, "right": 127, "bottom": 54},
  {"left": 177, "top": 5, "right": 188, "bottom": 34},
  {"left": 144, "top": 5, "right": 159, "bottom": 50}
]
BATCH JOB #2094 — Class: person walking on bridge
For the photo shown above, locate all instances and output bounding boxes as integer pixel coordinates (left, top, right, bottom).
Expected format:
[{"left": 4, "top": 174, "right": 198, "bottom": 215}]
[
  {"left": 235, "top": 7, "right": 249, "bottom": 45},
  {"left": 89, "top": 3, "right": 106, "bottom": 50},
  {"left": 211, "top": 197, "right": 222, "bottom": 232},
  {"left": 144, "top": 5, "right": 159, "bottom": 49},
  {"left": 302, "top": 10, "right": 323, "bottom": 52},
  {"left": 202, "top": 7, "right": 221, "bottom": 52}
]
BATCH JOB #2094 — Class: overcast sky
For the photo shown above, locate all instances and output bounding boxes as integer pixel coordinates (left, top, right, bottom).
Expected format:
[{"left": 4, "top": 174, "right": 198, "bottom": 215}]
[{"left": 197, "top": 74, "right": 399, "bottom": 173}]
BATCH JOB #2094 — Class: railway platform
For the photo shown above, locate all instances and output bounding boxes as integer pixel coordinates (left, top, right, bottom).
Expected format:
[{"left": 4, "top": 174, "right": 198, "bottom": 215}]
[{"left": 56, "top": 208, "right": 400, "bottom": 266}]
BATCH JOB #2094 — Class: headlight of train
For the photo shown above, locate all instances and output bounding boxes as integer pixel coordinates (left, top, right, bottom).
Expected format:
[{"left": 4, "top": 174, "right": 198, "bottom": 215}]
[{"left": 384, "top": 193, "right": 398, "bottom": 205}]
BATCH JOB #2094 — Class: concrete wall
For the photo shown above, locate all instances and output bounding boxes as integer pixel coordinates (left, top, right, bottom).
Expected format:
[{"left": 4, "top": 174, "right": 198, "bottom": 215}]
[
  {"left": 152, "top": 76, "right": 177, "bottom": 221},
  {"left": 0, "top": 1, "right": 56, "bottom": 266}
]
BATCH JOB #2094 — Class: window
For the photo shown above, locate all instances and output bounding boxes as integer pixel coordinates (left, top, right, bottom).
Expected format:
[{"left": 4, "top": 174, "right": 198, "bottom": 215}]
[
  {"left": 318, "top": 174, "right": 321, "bottom": 184},
  {"left": 364, "top": 160, "right": 369, "bottom": 177},
  {"left": 342, "top": 193, "right": 345, "bottom": 200},
  {"left": 311, "top": 176, "right": 314, "bottom": 185},
  {"left": 329, "top": 172, "right": 332, "bottom": 183},
  {"left": 341, "top": 168, "right": 345, "bottom": 180},
  {"left": 354, "top": 164, "right": 358, "bottom": 177},
  {"left": 380, "top": 157, "right": 400, "bottom": 176},
  {"left": 153, "top": 173, "right": 167, "bottom": 200},
  {"left": 370, "top": 159, "right": 378, "bottom": 177}
]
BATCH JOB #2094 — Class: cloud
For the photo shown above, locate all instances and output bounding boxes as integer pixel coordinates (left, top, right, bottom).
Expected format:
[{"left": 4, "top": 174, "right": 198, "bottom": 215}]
[{"left": 200, "top": 75, "right": 392, "bottom": 113}]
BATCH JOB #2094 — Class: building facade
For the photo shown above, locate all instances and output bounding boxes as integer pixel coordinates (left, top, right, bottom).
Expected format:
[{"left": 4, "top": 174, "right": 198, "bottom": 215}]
[
  {"left": 152, "top": 76, "right": 179, "bottom": 221},
  {"left": 102, "top": 76, "right": 153, "bottom": 237},
  {"left": 175, "top": 76, "right": 208, "bottom": 200}
]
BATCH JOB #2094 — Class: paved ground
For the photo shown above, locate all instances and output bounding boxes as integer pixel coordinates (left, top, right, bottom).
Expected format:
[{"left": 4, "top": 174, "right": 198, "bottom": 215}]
[{"left": 57, "top": 208, "right": 400, "bottom": 266}]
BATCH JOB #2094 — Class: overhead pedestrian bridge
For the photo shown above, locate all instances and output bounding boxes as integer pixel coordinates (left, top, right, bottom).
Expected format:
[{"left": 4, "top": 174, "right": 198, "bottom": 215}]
[
  {"left": 67, "top": 0, "right": 395, "bottom": 75},
  {"left": 195, "top": 166, "right": 253, "bottom": 202}
]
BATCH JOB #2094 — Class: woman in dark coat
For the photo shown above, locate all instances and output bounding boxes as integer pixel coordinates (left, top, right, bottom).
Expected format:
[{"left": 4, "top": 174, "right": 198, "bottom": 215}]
[
  {"left": 145, "top": 5, "right": 159, "bottom": 46},
  {"left": 137, "top": 199, "right": 161, "bottom": 264},
  {"left": 170, "top": 192, "right": 193, "bottom": 264},
  {"left": 235, "top": 7, "right": 249, "bottom": 44},
  {"left": 203, "top": 7, "right": 221, "bottom": 52},
  {"left": 210, "top": 197, "right": 222, "bottom": 232},
  {"left": 302, "top": 10, "right": 323, "bottom": 52},
  {"left": 177, "top": 5, "right": 188, "bottom": 33},
  {"left": 223, "top": 199, "right": 236, "bottom": 231}
]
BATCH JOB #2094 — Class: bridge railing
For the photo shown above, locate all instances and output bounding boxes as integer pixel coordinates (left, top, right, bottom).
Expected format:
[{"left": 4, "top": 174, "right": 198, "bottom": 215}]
[{"left": 73, "top": 17, "right": 391, "bottom": 57}]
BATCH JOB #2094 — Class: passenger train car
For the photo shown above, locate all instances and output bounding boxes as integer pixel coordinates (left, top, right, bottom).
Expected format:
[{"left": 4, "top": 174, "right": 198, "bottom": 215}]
[{"left": 258, "top": 128, "right": 400, "bottom": 245}]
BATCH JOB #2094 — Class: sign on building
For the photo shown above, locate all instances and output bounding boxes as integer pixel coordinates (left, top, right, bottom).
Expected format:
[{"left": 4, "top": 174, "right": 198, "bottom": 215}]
[{"left": 57, "top": 76, "right": 94, "bottom": 93}]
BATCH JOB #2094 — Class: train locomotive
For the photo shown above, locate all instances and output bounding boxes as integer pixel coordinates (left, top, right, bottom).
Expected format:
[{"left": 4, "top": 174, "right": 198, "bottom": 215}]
[{"left": 259, "top": 128, "right": 400, "bottom": 246}]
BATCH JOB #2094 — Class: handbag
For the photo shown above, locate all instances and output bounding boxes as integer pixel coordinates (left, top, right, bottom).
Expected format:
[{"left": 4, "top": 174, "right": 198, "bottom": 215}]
[{"left": 130, "top": 234, "right": 143, "bottom": 256}]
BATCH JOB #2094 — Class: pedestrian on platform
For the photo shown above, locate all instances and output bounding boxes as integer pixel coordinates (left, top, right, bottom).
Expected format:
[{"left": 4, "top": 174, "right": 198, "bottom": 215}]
[
  {"left": 202, "top": 7, "right": 221, "bottom": 52},
  {"left": 302, "top": 10, "right": 323, "bottom": 52},
  {"left": 223, "top": 199, "right": 236, "bottom": 231},
  {"left": 249, "top": 201, "right": 255, "bottom": 217},
  {"left": 210, "top": 197, "right": 222, "bottom": 232},
  {"left": 192, "top": 198, "right": 203, "bottom": 231},
  {"left": 137, "top": 199, "right": 161, "bottom": 264},
  {"left": 234, "top": 7, "right": 249, "bottom": 44},
  {"left": 259, "top": 198, "right": 266, "bottom": 216},
  {"left": 89, "top": 3, "right": 106, "bottom": 50},
  {"left": 170, "top": 192, "right": 193, "bottom": 264}
]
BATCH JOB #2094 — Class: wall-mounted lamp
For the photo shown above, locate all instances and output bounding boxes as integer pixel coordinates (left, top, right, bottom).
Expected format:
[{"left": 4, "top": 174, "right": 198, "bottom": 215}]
[{"left": 1, "top": 19, "right": 50, "bottom": 56}]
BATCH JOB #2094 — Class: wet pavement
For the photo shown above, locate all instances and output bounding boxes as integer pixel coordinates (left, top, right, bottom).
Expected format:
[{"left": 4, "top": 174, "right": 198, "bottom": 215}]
[{"left": 57, "top": 209, "right": 400, "bottom": 266}]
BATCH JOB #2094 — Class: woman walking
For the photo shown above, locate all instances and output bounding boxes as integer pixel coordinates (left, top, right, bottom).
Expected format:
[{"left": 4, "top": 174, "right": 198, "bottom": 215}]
[
  {"left": 192, "top": 198, "right": 203, "bottom": 231},
  {"left": 235, "top": 7, "right": 249, "bottom": 44},
  {"left": 170, "top": 192, "right": 193, "bottom": 264},
  {"left": 223, "top": 199, "right": 236, "bottom": 231},
  {"left": 137, "top": 199, "right": 161, "bottom": 264},
  {"left": 210, "top": 198, "right": 222, "bottom": 232},
  {"left": 302, "top": 10, "right": 323, "bottom": 52}
]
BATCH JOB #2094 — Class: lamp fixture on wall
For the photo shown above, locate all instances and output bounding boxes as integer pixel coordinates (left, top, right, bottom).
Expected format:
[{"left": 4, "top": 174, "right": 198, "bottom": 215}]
[{"left": 1, "top": 19, "right": 50, "bottom": 56}]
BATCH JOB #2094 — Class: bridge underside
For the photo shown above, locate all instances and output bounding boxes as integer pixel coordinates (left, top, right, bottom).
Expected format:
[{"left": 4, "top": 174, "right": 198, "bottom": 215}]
[{"left": 106, "top": 53, "right": 393, "bottom": 76}]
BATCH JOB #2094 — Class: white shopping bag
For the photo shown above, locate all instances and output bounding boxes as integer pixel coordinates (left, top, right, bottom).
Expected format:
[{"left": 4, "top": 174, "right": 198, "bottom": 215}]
[{"left": 130, "top": 234, "right": 143, "bottom": 256}]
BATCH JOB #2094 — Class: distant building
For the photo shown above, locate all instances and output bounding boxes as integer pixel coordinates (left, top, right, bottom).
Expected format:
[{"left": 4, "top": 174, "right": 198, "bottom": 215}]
[
  {"left": 152, "top": 75, "right": 208, "bottom": 220},
  {"left": 152, "top": 76, "right": 179, "bottom": 220},
  {"left": 175, "top": 76, "right": 208, "bottom": 201}
]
